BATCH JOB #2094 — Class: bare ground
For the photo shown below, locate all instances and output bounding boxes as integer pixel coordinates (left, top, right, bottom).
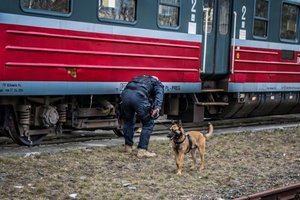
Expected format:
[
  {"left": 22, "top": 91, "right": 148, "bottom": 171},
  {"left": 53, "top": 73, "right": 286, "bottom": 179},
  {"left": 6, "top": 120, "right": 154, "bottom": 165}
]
[{"left": 0, "top": 127, "right": 299, "bottom": 200}]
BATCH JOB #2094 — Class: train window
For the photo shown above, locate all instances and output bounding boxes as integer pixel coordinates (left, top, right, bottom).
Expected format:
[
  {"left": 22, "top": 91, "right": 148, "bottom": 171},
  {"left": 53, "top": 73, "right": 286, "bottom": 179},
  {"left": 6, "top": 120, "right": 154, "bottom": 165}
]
[
  {"left": 98, "top": 0, "right": 136, "bottom": 23},
  {"left": 219, "top": 0, "right": 229, "bottom": 35},
  {"left": 253, "top": 0, "right": 269, "bottom": 38},
  {"left": 203, "top": 0, "right": 214, "bottom": 33},
  {"left": 280, "top": 4, "right": 298, "bottom": 41},
  {"left": 158, "top": 0, "right": 180, "bottom": 27},
  {"left": 21, "top": 0, "right": 71, "bottom": 15}
]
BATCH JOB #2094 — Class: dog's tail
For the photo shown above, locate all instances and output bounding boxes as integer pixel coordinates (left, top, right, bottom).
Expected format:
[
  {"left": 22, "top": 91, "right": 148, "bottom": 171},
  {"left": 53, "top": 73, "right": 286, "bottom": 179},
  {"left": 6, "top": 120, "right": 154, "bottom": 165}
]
[{"left": 204, "top": 122, "right": 213, "bottom": 139}]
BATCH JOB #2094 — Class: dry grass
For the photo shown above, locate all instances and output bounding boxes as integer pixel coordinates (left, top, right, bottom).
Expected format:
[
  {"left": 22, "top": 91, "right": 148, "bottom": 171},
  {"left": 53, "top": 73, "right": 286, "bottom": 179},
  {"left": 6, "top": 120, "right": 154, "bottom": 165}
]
[{"left": 0, "top": 127, "right": 299, "bottom": 199}]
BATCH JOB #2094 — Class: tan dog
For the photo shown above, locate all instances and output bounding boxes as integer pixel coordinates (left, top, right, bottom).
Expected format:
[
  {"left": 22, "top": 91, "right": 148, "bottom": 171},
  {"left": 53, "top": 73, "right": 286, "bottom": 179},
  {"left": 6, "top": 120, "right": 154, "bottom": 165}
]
[{"left": 168, "top": 120, "right": 213, "bottom": 176}]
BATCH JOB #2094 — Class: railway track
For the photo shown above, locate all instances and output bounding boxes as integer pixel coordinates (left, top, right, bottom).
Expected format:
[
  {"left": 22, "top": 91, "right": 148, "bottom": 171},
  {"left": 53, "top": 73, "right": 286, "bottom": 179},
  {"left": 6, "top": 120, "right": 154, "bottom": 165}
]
[
  {"left": 1, "top": 114, "right": 300, "bottom": 147},
  {"left": 235, "top": 182, "right": 300, "bottom": 200}
]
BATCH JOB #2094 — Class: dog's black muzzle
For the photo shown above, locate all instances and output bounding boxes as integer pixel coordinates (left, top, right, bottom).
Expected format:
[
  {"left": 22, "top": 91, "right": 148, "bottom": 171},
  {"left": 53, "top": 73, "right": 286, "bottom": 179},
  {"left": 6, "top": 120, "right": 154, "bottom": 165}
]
[
  {"left": 167, "top": 130, "right": 180, "bottom": 140},
  {"left": 167, "top": 131, "right": 174, "bottom": 139}
]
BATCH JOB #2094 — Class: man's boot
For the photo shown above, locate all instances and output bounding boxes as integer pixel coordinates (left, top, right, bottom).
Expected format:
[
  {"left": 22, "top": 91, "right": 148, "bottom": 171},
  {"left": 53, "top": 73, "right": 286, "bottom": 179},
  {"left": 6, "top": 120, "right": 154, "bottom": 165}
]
[
  {"left": 137, "top": 149, "right": 156, "bottom": 158},
  {"left": 125, "top": 145, "right": 133, "bottom": 154}
]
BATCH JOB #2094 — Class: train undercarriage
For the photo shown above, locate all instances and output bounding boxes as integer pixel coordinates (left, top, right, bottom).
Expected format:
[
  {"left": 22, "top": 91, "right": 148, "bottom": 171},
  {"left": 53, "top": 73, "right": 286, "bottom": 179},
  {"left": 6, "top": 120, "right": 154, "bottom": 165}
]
[
  {"left": 0, "top": 95, "right": 121, "bottom": 146},
  {"left": 165, "top": 91, "right": 300, "bottom": 122},
  {"left": 1, "top": 91, "right": 300, "bottom": 146}
]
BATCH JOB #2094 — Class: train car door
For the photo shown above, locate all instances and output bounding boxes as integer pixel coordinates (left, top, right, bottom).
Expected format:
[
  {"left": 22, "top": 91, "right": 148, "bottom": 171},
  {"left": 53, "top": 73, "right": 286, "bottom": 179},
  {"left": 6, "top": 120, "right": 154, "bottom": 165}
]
[{"left": 201, "top": 0, "right": 232, "bottom": 79}]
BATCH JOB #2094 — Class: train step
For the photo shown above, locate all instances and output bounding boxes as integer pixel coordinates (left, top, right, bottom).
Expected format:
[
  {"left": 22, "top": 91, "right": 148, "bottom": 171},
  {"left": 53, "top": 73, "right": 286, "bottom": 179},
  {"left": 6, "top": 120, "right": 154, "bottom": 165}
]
[
  {"left": 195, "top": 102, "right": 229, "bottom": 106},
  {"left": 201, "top": 89, "right": 225, "bottom": 93}
]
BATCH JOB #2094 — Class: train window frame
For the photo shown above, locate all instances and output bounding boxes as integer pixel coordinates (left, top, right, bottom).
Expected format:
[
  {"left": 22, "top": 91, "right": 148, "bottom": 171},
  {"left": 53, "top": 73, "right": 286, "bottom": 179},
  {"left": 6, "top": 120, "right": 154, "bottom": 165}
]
[
  {"left": 20, "top": 0, "right": 73, "bottom": 17},
  {"left": 279, "top": 3, "right": 299, "bottom": 43},
  {"left": 252, "top": 0, "right": 269, "bottom": 40},
  {"left": 98, "top": 0, "right": 137, "bottom": 25},
  {"left": 157, "top": 0, "right": 181, "bottom": 30}
]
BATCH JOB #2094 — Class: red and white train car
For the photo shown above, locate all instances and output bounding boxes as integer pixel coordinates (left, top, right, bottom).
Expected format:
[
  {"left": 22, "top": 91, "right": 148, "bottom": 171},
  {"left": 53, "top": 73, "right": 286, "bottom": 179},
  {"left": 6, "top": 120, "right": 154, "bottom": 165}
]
[
  {"left": 0, "top": 0, "right": 202, "bottom": 145},
  {"left": 222, "top": 0, "right": 300, "bottom": 118}
]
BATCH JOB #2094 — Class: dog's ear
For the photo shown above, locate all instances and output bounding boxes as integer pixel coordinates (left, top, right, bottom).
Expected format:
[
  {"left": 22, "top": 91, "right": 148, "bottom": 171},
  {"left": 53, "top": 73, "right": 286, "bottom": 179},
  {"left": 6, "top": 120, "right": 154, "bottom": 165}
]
[
  {"left": 178, "top": 120, "right": 182, "bottom": 127},
  {"left": 171, "top": 120, "right": 175, "bottom": 125}
]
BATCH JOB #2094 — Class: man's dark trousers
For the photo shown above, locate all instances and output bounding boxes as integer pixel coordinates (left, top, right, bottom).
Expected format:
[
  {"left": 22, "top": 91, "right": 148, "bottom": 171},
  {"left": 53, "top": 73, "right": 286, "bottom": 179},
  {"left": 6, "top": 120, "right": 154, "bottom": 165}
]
[{"left": 121, "top": 89, "right": 154, "bottom": 150}]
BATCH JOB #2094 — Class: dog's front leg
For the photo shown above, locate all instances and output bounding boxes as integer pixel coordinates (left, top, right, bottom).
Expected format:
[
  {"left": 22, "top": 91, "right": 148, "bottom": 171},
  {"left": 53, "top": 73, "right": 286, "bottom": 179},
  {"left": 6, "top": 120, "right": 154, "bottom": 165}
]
[{"left": 175, "top": 153, "right": 185, "bottom": 176}]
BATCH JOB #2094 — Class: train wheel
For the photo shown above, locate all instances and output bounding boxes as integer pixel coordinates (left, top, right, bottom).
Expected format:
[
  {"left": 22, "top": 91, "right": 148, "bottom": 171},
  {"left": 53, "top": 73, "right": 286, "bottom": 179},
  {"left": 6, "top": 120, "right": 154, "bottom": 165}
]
[
  {"left": 3, "top": 106, "right": 46, "bottom": 146},
  {"left": 113, "top": 128, "right": 124, "bottom": 137},
  {"left": 0, "top": 107, "right": 6, "bottom": 136}
]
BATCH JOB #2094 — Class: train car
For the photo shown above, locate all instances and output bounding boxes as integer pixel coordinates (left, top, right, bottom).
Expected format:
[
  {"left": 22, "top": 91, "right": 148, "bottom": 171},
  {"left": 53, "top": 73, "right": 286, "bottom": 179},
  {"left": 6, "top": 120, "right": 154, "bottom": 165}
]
[
  {"left": 0, "top": 0, "right": 203, "bottom": 145},
  {"left": 1, "top": 0, "right": 300, "bottom": 146},
  {"left": 200, "top": 0, "right": 300, "bottom": 119}
]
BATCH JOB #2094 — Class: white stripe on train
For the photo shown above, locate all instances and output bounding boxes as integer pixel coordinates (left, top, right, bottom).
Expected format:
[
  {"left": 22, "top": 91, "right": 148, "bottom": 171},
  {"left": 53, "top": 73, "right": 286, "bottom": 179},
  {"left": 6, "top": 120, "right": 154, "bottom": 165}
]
[
  {"left": 0, "top": 12, "right": 202, "bottom": 43},
  {"left": 1, "top": 81, "right": 300, "bottom": 96}
]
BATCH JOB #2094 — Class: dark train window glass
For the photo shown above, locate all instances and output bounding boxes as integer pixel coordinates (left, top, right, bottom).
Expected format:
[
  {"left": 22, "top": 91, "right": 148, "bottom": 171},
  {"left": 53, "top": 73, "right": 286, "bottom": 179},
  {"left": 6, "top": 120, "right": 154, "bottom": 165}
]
[
  {"left": 21, "top": 0, "right": 71, "bottom": 14},
  {"left": 253, "top": 0, "right": 269, "bottom": 38},
  {"left": 219, "top": 0, "right": 229, "bottom": 35},
  {"left": 98, "top": 0, "right": 136, "bottom": 22},
  {"left": 203, "top": 0, "right": 214, "bottom": 33},
  {"left": 255, "top": 0, "right": 268, "bottom": 18},
  {"left": 254, "top": 20, "right": 268, "bottom": 37},
  {"left": 158, "top": 0, "right": 180, "bottom": 27},
  {"left": 280, "top": 4, "right": 298, "bottom": 41}
]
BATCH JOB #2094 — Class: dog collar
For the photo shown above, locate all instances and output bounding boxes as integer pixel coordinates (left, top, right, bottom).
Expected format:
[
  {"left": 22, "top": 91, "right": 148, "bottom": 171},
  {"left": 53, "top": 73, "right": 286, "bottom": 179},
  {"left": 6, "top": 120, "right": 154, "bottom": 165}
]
[
  {"left": 173, "top": 135, "right": 186, "bottom": 145},
  {"left": 173, "top": 134, "right": 193, "bottom": 154}
]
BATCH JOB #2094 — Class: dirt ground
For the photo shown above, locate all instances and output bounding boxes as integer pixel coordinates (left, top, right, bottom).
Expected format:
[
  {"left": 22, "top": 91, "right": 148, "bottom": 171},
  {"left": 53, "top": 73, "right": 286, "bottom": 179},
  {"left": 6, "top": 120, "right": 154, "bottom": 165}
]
[{"left": 0, "top": 127, "right": 299, "bottom": 200}]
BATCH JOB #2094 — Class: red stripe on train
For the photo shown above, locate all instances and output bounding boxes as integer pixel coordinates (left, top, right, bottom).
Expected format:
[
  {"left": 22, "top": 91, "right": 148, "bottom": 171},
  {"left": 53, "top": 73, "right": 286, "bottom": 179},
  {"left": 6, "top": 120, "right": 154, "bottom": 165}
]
[
  {"left": 230, "top": 46, "right": 300, "bottom": 83},
  {"left": 0, "top": 24, "right": 202, "bottom": 82}
]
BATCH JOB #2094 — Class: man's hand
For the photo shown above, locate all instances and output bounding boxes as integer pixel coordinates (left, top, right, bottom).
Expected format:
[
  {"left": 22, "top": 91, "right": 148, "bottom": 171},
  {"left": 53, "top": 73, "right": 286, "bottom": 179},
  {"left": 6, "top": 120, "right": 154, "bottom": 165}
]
[{"left": 151, "top": 108, "right": 160, "bottom": 118}]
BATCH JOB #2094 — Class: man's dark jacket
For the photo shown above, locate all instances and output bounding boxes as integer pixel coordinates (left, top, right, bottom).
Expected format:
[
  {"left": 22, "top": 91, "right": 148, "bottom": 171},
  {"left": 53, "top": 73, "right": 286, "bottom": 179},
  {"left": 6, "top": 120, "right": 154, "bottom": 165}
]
[{"left": 124, "top": 75, "right": 164, "bottom": 110}]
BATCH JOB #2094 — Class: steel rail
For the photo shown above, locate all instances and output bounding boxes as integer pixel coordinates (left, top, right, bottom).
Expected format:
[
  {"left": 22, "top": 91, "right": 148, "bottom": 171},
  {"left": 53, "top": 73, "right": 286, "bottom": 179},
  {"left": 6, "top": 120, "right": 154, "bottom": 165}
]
[{"left": 235, "top": 182, "right": 300, "bottom": 200}]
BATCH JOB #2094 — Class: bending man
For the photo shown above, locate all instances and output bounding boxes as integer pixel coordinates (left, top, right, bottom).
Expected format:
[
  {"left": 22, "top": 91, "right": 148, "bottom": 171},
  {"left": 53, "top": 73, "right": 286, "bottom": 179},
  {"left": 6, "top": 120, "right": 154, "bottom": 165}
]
[{"left": 121, "top": 75, "right": 164, "bottom": 158}]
